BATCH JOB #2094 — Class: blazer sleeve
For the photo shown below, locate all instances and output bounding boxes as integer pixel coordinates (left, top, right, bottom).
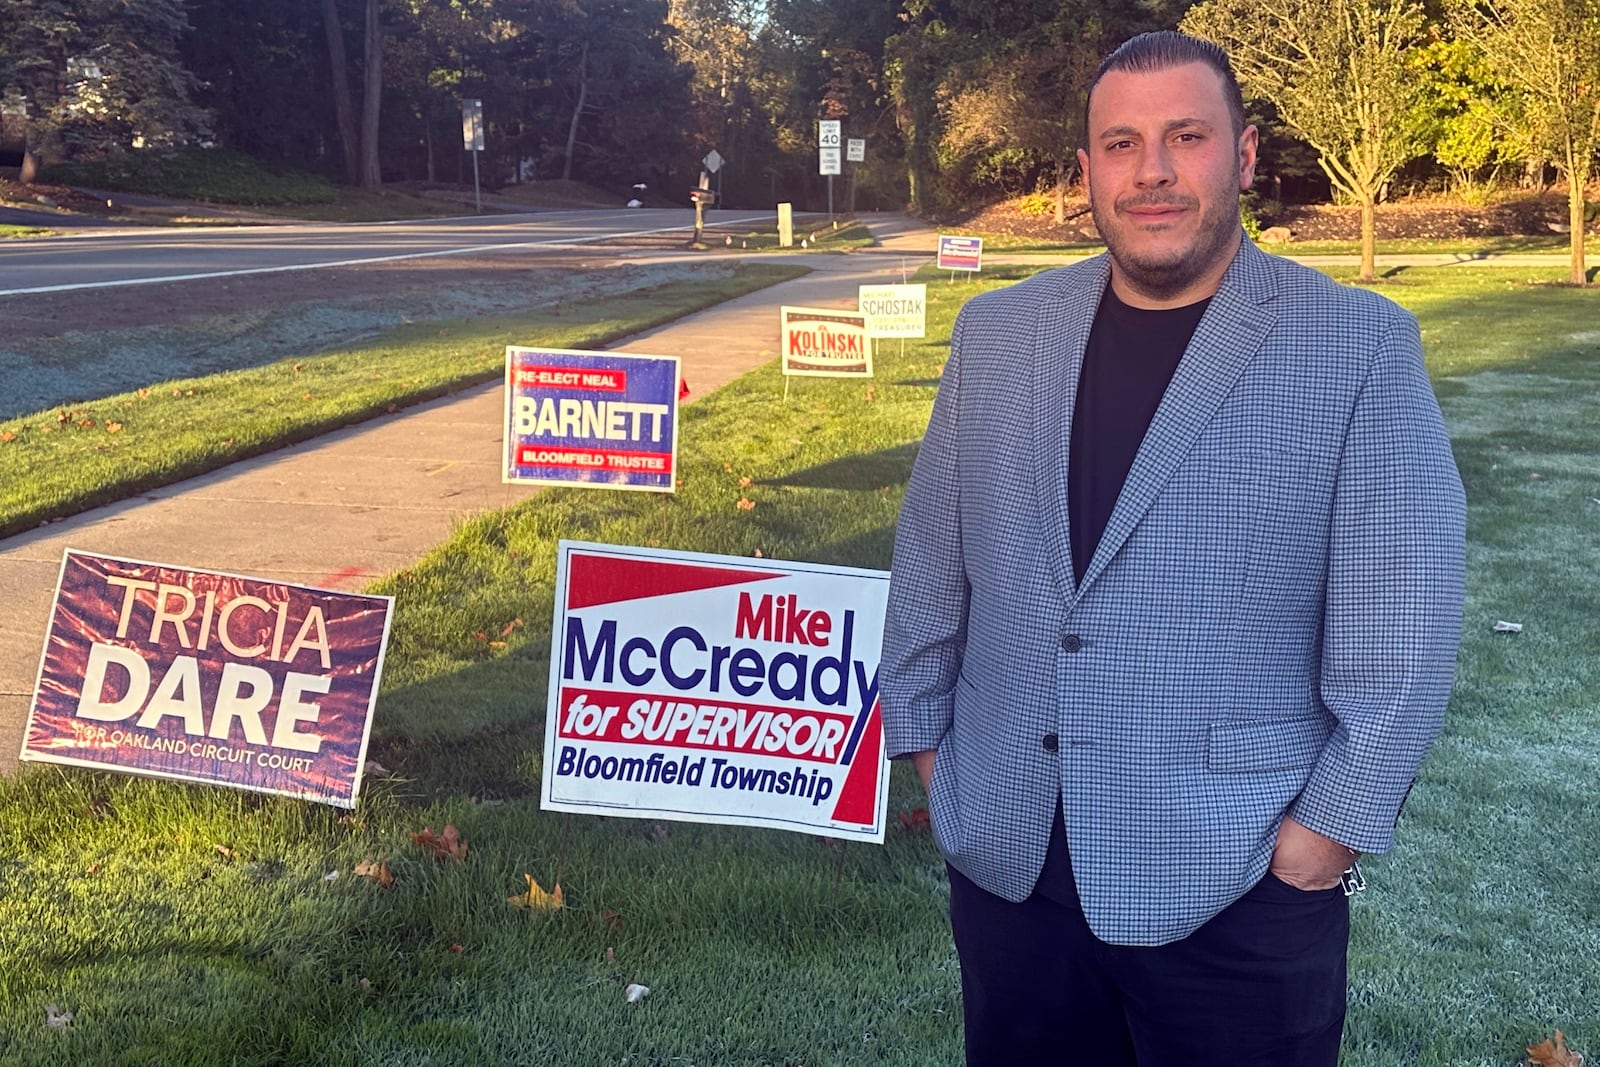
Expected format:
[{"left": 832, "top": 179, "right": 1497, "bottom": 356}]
[
  {"left": 1290, "top": 307, "right": 1467, "bottom": 854},
  {"left": 879, "top": 308, "right": 973, "bottom": 759}
]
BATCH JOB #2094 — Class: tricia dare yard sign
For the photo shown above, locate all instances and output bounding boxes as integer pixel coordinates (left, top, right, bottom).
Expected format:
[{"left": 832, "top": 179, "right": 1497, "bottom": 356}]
[
  {"left": 543, "top": 541, "right": 892, "bottom": 842},
  {"left": 21, "top": 550, "right": 393, "bottom": 807}
]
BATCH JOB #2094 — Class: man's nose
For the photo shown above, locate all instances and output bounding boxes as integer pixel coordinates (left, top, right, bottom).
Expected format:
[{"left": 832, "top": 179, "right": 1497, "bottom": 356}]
[{"left": 1135, "top": 143, "right": 1176, "bottom": 188}]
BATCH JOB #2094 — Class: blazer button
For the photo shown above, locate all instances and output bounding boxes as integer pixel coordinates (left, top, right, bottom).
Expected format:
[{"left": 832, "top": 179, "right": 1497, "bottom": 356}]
[
  {"left": 1061, "top": 634, "right": 1083, "bottom": 653},
  {"left": 1041, "top": 732, "right": 1060, "bottom": 753}
]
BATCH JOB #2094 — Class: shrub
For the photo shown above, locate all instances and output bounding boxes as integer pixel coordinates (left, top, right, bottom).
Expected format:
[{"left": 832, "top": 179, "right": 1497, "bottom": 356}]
[{"left": 44, "top": 148, "right": 337, "bottom": 206}]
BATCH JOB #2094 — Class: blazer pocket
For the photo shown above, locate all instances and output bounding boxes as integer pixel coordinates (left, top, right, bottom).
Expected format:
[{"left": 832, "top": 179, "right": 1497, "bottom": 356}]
[{"left": 1206, "top": 714, "right": 1331, "bottom": 773}]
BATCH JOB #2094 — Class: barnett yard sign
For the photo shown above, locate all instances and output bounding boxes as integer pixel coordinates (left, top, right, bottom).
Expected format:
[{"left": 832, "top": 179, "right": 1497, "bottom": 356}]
[
  {"left": 21, "top": 550, "right": 393, "bottom": 807},
  {"left": 779, "top": 306, "right": 874, "bottom": 378},
  {"left": 543, "top": 541, "right": 892, "bottom": 842},
  {"left": 504, "top": 347, "right": 680, "bottom": 492}
]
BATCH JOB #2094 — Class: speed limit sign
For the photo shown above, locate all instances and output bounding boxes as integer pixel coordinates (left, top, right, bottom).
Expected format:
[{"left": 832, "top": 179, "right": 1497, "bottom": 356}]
[{"left": 818, "top": 120, "right": 841, "bottom": 148}]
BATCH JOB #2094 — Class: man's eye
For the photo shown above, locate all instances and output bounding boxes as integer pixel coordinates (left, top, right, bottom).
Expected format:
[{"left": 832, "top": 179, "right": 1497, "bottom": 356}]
[{"left": 1107, "top": 140, "right": 1134, "bottom": 151}]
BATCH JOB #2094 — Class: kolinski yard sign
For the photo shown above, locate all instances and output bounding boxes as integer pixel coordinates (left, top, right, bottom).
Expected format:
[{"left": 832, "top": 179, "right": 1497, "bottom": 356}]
[
  {"left": 21, "top": 550, "right": 393, "bottom": 807},
  {"left": 543, "top": 541, "right": 892, "bottom": 842},
  {"left": 779, "top": 306, "right": 873, "bottom": 378}
]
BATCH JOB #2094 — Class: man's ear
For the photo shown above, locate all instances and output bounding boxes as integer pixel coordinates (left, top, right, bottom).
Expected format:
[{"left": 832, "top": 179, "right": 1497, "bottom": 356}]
[
  {"left": 1077, "top": 146, "right": 1092, "bottom": 189},
  {"left": 1238, "top": 125, "right": 1259, "bottom": 191}
]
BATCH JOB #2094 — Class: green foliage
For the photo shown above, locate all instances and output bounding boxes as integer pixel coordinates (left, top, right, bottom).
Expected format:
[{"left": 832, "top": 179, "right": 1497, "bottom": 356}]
[
  {"left": 1240, "top": 198, "right": 1263, "bottom": 240},
  {"left": 43, "top": 148, "right": 337, "bottom": 205}
]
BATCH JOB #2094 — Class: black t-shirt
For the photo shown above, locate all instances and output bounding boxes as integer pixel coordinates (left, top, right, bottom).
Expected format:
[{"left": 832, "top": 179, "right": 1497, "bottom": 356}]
[
  {"left": 1067, "top": 285, "right": 1210, "bottom": 583},
  {"left": 1038, "top": 283, "right": 1209, "bottom": 906}
]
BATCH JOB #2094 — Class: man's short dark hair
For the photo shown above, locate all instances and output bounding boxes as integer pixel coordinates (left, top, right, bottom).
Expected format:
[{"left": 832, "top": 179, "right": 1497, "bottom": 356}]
[{"left": 1084, "top": 31, "right": 1247, "bottom": 141}]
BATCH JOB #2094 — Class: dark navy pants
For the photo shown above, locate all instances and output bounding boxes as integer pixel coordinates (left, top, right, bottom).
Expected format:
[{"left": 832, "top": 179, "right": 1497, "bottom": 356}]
[{"left": 948, "top": 829, "right": 1349, "bottom": 1066}]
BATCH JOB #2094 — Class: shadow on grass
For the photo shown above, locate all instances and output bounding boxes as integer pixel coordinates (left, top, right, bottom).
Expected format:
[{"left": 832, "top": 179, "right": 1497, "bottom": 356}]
[{"left": 765, "top": 441, "right": 918, "bottom": 492}]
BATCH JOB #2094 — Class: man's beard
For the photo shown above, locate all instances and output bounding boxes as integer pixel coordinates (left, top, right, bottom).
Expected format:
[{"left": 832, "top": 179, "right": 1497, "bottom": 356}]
[{"left": 1091, "top": 187, "right": 1241, "bottom": 303}]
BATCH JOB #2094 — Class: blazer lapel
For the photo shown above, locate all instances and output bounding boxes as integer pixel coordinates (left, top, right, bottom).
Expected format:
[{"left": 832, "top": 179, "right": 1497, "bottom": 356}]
[
  {"left": 1073, "top": 242, "right": 1281, "bottom": 602},
  {"left": 1033, "top": 255, "right": 1111, "bottom": 602}
]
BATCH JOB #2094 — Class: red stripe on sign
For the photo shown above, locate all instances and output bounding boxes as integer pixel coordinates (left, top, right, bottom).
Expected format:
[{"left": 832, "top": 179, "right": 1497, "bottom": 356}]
[
  {"left": 566, "top": 553, "right": 782, "bottom": 609},
  {"left": 830, "top": 700, "right": 883, "bottom": 826},
  {"left": 515, "top": 365, "right": 627, "bottom": 392}
]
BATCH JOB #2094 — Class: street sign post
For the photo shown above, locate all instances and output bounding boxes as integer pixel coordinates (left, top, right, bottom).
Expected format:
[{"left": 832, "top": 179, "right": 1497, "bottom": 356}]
[
  {"left": 462, "top": 98, "right": 484, "bottom": 214},
  {"left": 845, "top": 138, "right": 865, "bottom": 213},
  {"left": 703, "top": 149, "right": 725, "bottom": 210},
  {"left": 818, "top": 120, "right": 842, "bottom": 218}
]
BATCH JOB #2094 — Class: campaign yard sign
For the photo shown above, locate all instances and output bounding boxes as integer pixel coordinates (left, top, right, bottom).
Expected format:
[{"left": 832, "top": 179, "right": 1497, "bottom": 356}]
[
  {"left": 936, "top": 234, "right": 983, "bottom": 272},
  {"left": 22, "top": 550, "right": 393, "bottom": 808},
  {"left": 858, "top": 283, "right": 927, "bottom": 339},
  {"left": 779, "top": 306, "right": 874, "bottom": 378},
  {"left": 504, "top": 347, "right": 680, "bottom": 492},
  {"left": 544, "top": 541, "right": 892, "bottom": 842}
]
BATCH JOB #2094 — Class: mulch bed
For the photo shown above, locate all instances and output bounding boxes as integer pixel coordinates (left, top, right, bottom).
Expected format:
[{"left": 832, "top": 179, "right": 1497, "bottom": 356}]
[{"left": 946, "top": 189, "right": 1592, "bottom": 243}]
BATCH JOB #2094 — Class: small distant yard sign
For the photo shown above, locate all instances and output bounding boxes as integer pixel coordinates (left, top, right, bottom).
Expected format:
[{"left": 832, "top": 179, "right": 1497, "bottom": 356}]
[{"left": 936, "top": 235, "right": 983, "bottom": 272}]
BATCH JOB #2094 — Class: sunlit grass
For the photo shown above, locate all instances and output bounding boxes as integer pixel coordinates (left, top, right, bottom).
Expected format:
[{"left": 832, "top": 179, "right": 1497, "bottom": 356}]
[
  {"left": 1, "top": 265, "right": 1596, "bottom": 1064},
  {"left": 0, "top": 263, "right": 807, "bottom": 538}
]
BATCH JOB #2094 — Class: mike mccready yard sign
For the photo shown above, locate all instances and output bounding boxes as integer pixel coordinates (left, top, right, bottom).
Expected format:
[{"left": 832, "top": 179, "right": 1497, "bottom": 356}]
[
  {"left": 21, "top": 550, "right": 393, "bottom": 807},
  {"left": 543, "top": 541, "right": 892, "bottom": 842},
  {"left": 503, "top": 347, "right": 681, "bottom": 492}
]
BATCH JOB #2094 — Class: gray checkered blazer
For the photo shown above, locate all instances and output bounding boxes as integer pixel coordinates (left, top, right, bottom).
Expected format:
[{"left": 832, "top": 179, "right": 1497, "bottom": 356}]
[{"left": 881, "top": 240, "right": 1466, "bottom": 946}]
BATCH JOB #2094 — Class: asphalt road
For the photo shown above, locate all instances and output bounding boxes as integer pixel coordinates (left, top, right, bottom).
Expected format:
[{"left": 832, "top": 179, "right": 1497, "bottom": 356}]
[{"left": 0, "top": 207, "right": 776, "bottom": 294}]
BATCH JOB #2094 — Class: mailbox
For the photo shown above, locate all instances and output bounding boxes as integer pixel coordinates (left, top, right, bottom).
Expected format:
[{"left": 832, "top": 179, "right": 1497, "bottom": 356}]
[{"left": 688, "top": 188, "right": 717, "bottom": 204}]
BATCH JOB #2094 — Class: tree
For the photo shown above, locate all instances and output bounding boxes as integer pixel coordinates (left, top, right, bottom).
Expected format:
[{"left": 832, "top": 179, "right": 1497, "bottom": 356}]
[
  {"left": 1450, "top": 0, "right": 1600, "bottom": 285},
  {"left": 0, "top": 0, "right": 207, "bottom": 181},
  {"left": 1184, "top": 0, "right": 1428, "bottom": 282}
]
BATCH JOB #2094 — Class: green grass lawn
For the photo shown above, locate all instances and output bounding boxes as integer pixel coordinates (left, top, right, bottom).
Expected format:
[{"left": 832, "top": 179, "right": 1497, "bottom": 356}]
[
  {"left": 0, "top": 263, "right": 807, "bottom": 540},
  {"left": 0, "top": 225, "right": 56, "bottom": 239},
  {"left": 2, "top": 264, "right": 1597, "bottom": 1065}
]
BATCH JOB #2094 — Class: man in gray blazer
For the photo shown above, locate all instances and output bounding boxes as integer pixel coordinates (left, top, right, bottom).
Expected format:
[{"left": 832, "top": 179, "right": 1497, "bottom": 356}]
[{"left": 880, "top": 30, "right": 1466, "bottom": 1067}]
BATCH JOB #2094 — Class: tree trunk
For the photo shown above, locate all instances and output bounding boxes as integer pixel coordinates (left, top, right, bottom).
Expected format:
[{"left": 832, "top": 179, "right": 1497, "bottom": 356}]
[
  {"left": 358, "top": 0, "right": 382, "bottom": 190},
  {"left": 1054, "top": 153, "right": 1067, "bottom": 224},
  {"left": 562, "top": 41, "right": 589, "bottom": 182},
  {"left": 19, "top": 142, "right": 39, "bottom": 185},
  {"left": 1568, "top": 165, "right": 1587, "bottom": 286},
  {"left": 1359, "top": 193, "right": 1376, "bottom": 283},
  {"left": 425, "top": 116, "right": 435, "bottom": 184},
  {"left": 321, "top": 0, "right": 360, "bottom": 185}
]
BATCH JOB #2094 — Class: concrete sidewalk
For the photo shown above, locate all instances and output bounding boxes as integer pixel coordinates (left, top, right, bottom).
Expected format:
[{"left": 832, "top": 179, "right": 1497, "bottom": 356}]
[{"left": 0, "top": 215, "right": 941, "bottom": 775}]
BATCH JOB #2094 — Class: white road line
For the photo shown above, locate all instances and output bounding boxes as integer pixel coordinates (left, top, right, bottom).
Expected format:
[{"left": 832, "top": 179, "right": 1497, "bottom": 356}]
[{"left": 0, "top": 214, "right": 775, "bottom": 297}]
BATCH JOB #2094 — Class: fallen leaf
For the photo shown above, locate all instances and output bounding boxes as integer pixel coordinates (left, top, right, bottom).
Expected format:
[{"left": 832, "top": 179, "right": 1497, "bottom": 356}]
[
  {"left": 364, "top": 759, "right": 394, "bottom": 778},
  {"left": 601, "top": 908, "right": 624, "bottom": 931},
  {"left": 0, "top": 431, "right": 13, "bottom": 443},
  {"left": 507, "top": 873, "right": 564, "bottom": 911},
  {"left": 625, "top": 983, "right": 650, "bottom": 1004},
  {"left": 105, "top": 421, "right": 123, "bottom": 434},
  {"left": 359, "top": 977, "right": 371, "bottom": 991},
  {"left": 865, "top": 386, "right": 877, "bottom": 402},
  {"left": 410, "top": 824, "right": 468, "bottom": 863},
  {"left": 323, "top": 870, "right": 339, "bottom": 882},
  {"left": 354, "top": 859, "right": 395, "bottom": 888},
  {"left": 1527, "top": 1030, "right": 1584, "bottom": 1067},
  {"left": 213, "top": 844, "right": 236, "bottom": 861},
  {"left": 738, "top": 476, "right": 752, "bottom": 487},
  {"left": 44, "top": 1004, "right": 73, "bottom": 1029},
  {"left": 753, "top": 548, "right": 764, "bottom": 557},
  {"left": 604, "top": 946, "right": 615, "bottom": 964},
  {"left": 136, "top": 388, "right": 149, "bottom": 398},
  {"left": 448, "top": 943, "right": 464, "bottom": 954},
  {"left": 499, "top": 618, "right": 523, "bottom": 637},
  {"left": 898, "top": 808, "right": 932, "bottom": 834},
  {"left": 86, "top": 862, "right": 102, "bottom": 875},
  {"left": 736, "top": 497, "right": 756, "bottom": 510}
]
